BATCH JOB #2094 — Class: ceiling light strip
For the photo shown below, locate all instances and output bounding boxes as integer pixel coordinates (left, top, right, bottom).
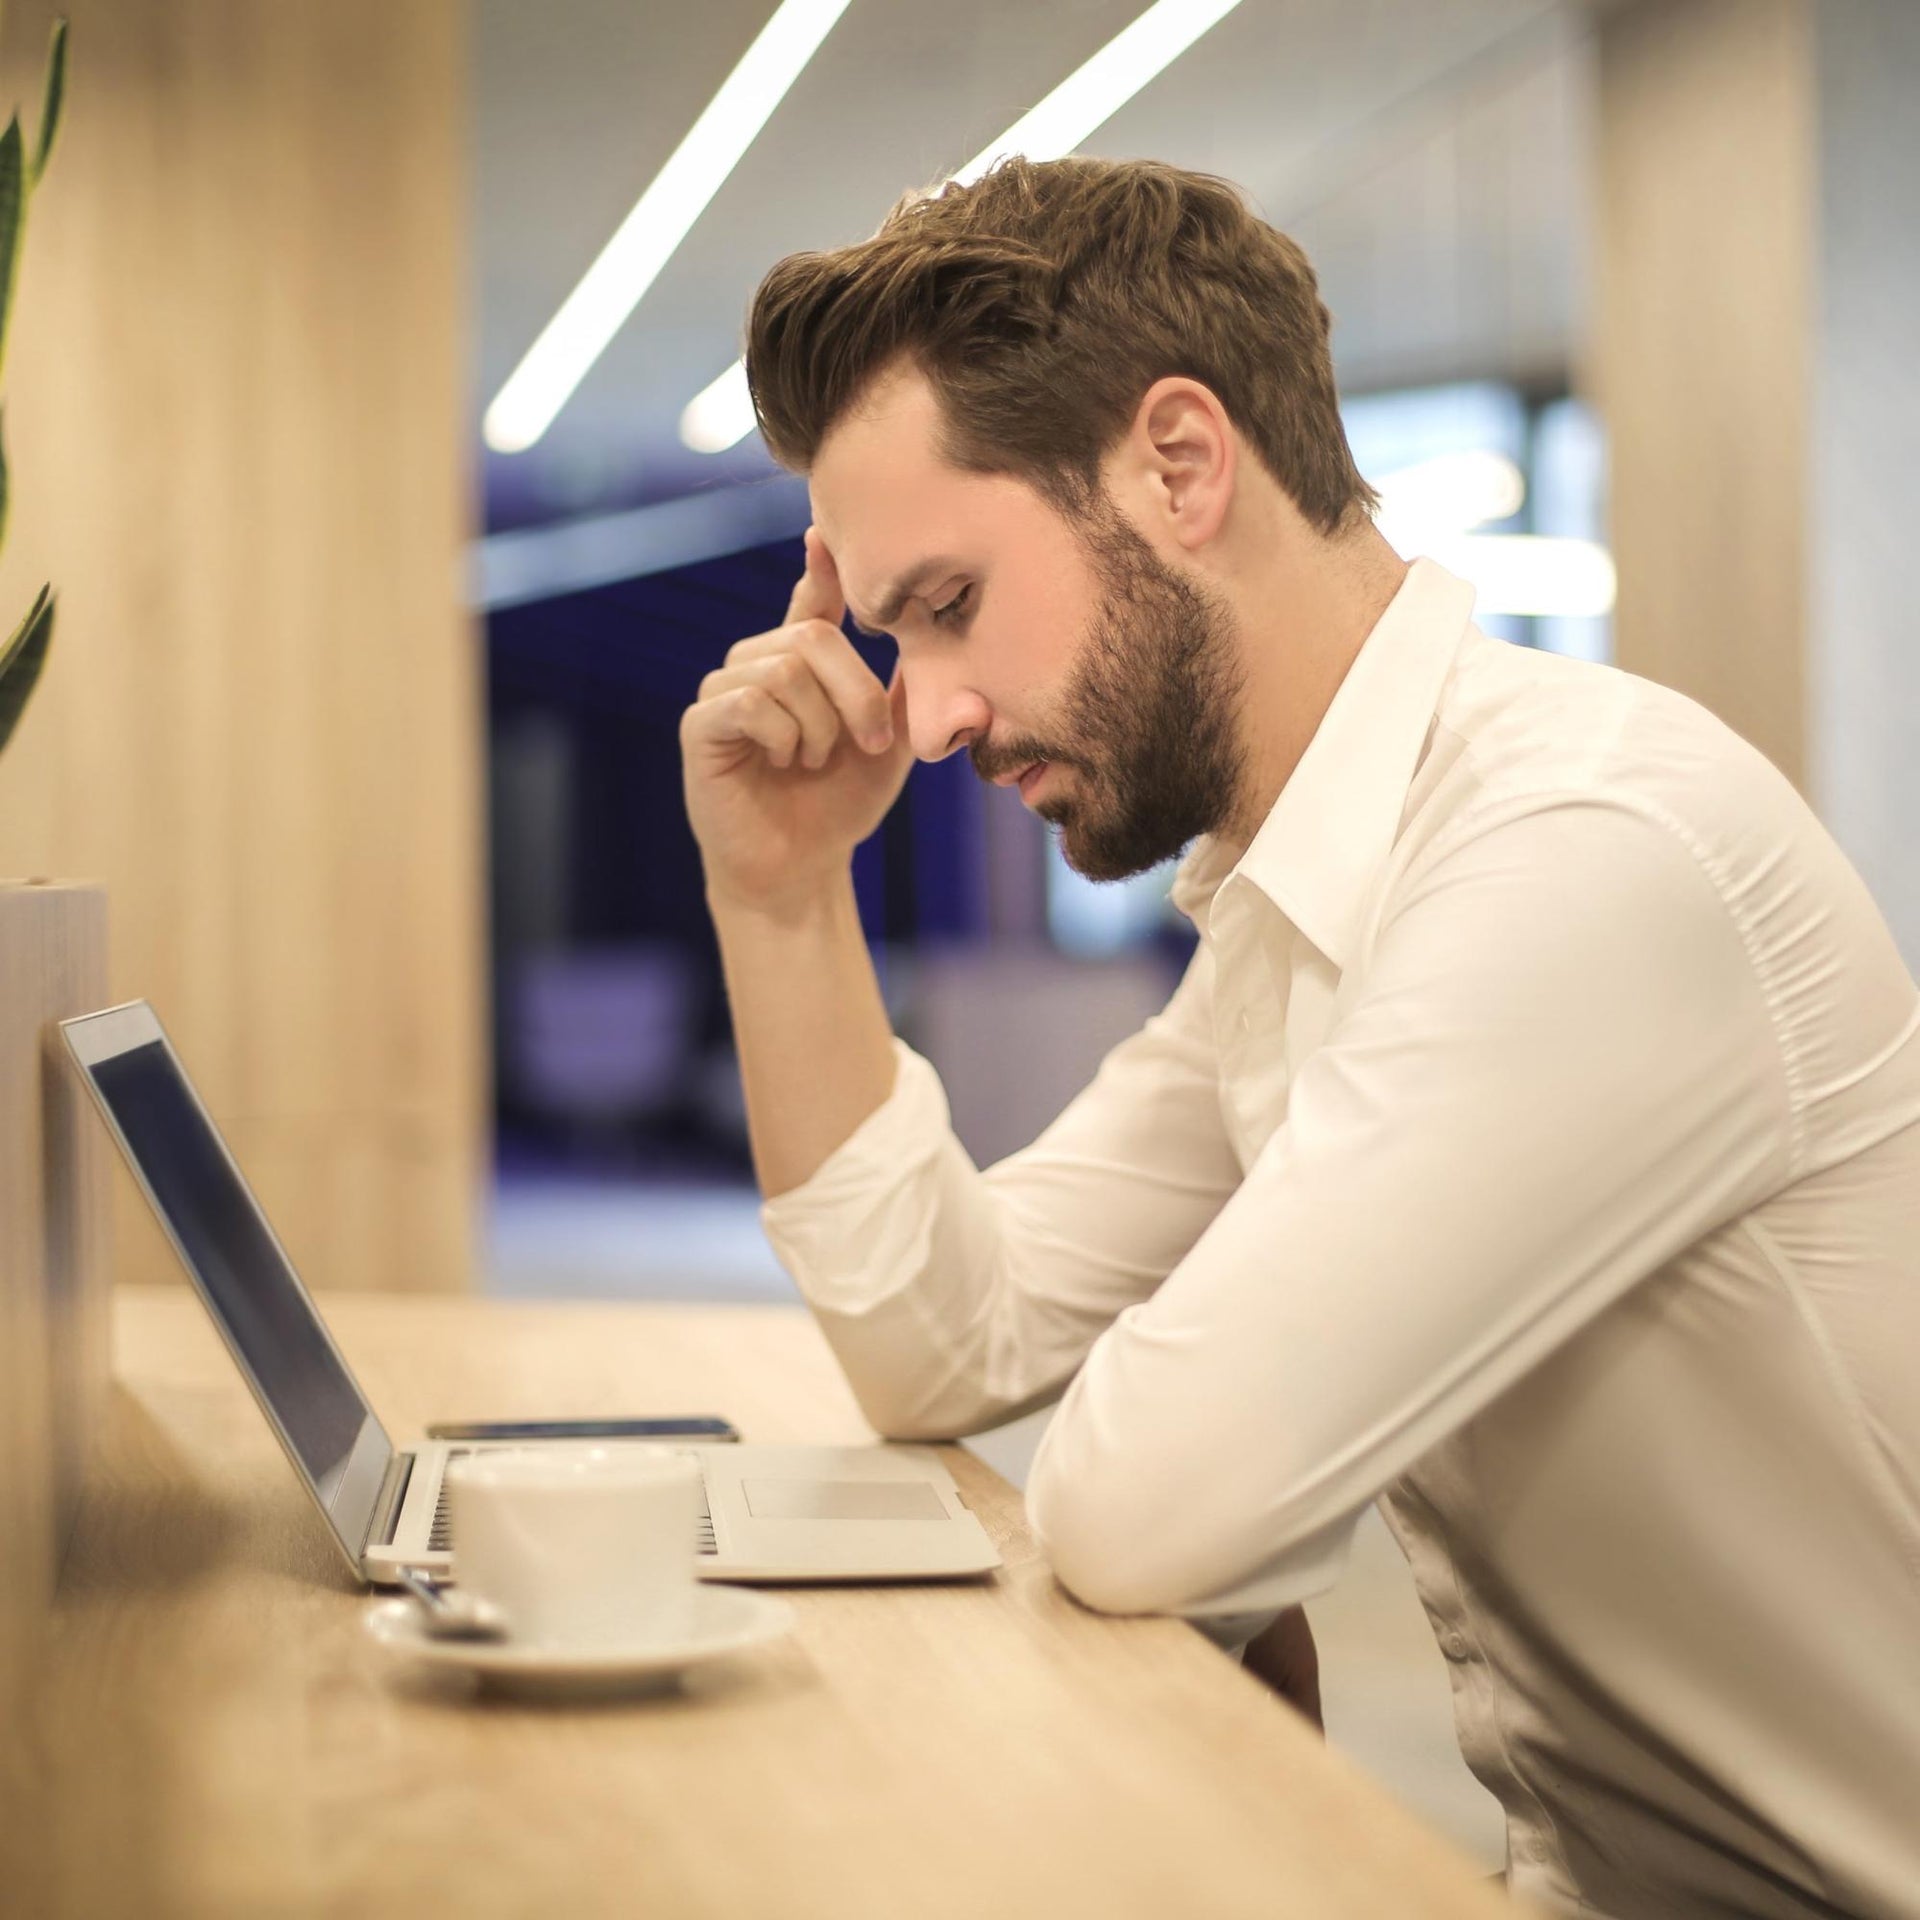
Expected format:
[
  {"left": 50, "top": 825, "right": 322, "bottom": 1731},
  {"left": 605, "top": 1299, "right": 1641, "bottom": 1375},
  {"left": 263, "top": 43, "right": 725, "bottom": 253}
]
[
  {"left": 486, "top": 0, "right": 854, "bottom": 455},
  {"left": 680, "top": 0, "right": 1249, "bottom": 455},
  {"left": 951, "top": 0, "right": 1243, "bottom": 185}
]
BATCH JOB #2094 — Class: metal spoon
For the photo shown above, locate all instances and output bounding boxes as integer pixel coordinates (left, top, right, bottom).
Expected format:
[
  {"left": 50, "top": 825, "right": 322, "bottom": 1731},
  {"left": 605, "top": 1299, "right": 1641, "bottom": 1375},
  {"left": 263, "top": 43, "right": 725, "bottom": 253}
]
[{"left": 394, "top": 1565, "right": 510, "bottom": 1641}]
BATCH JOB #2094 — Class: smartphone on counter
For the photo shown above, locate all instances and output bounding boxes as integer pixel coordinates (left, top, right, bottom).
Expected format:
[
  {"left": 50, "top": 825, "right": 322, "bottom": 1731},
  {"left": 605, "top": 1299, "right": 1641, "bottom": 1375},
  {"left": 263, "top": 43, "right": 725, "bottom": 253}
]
[{"left": 424, "top": 1416, "right": 741, "bottom": 1443}]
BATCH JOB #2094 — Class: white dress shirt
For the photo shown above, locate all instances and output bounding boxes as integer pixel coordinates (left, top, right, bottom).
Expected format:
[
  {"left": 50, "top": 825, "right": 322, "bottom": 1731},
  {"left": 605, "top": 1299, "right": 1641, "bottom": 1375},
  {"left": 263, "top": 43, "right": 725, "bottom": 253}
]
[{"left": 761, "top": 559, "right": 1920, "bottom": 1919}]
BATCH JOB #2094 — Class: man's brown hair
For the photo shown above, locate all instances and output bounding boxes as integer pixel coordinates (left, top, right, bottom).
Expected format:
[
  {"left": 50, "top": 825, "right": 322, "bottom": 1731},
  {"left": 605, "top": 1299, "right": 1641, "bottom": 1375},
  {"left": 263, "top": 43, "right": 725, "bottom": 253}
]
[{"left": 745, "top": 155, "right": 1376, "bottom": 533}]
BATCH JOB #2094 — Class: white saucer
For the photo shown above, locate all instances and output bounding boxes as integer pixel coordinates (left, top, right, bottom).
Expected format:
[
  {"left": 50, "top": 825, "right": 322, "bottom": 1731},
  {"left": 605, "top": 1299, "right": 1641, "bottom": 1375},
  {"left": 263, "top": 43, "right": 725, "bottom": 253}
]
[{"left": 365, "top": 1583, "right": 795, "bottom": 1697}]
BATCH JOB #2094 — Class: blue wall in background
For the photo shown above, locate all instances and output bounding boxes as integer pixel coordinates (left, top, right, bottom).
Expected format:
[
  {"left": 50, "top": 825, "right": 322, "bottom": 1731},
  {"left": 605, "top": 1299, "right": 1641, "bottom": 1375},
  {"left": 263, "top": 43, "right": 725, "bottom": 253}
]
[{"left": 487, "top": 530, "right": 992, "bottom": 1171}]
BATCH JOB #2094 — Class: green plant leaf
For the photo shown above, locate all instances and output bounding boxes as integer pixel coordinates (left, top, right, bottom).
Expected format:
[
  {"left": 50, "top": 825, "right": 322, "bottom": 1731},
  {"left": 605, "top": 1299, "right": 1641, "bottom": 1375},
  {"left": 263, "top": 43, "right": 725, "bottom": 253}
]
[
  {"left": 0, "top": 581, "right": 53, "bottom": 757},
  {"left": 0, "top": 116, "right": 22, "bottom": 392},
  {"left": 33, "top": 19, "right": 67, "bottom": 183}
]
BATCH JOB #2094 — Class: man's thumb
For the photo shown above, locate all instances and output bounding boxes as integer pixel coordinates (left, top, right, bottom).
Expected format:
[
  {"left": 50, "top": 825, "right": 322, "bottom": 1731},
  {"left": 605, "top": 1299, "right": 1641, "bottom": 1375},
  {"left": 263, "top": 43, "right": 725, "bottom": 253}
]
[{"left": 785, "top": 526, "right": 845, "bottom": 628}]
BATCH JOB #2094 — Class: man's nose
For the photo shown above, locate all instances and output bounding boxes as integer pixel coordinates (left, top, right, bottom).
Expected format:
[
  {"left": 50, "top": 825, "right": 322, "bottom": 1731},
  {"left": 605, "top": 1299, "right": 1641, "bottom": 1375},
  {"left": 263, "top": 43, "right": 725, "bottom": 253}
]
[{"left": 901, "top": 661, "right": 991, "bottom": 764}]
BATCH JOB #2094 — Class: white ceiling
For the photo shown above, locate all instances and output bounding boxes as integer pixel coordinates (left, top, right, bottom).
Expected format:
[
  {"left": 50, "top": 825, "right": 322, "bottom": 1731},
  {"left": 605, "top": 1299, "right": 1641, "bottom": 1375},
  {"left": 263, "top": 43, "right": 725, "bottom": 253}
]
[{"left": 475, "top": 0, "right": 1593, "bottom": 529}]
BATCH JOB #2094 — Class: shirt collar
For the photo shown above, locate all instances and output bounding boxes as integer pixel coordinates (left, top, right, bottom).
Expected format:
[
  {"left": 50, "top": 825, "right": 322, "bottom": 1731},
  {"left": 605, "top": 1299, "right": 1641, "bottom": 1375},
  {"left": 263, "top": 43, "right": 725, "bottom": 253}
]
[{"left": 1170, "top": 557, "right": 1476, "bottom": 969}]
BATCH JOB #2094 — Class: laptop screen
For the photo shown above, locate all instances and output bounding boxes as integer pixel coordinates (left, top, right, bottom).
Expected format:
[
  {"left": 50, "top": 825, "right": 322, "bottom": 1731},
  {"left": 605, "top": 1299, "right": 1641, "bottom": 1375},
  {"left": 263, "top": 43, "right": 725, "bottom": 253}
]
[{"left": 86, "top": 1035, "right": 382, "bottom": 1513}]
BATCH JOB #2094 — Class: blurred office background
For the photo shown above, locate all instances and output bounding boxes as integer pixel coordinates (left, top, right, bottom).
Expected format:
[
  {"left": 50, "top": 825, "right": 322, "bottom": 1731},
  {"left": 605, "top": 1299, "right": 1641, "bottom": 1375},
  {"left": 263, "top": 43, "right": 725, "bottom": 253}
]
[
  {"left": 1, "top": 0, "right": 1914, "bottom": 1872},
  {"left": 479, "top": 0, "right": 1618, "bottom": 1293}
]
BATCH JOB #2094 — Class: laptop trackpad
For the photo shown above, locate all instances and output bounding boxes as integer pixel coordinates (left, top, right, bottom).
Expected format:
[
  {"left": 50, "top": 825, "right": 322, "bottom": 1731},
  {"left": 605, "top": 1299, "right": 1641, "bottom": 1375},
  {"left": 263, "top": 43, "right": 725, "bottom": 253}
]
[{"left": 743, "top": 1479, "right": 949, "bottom": 1521}]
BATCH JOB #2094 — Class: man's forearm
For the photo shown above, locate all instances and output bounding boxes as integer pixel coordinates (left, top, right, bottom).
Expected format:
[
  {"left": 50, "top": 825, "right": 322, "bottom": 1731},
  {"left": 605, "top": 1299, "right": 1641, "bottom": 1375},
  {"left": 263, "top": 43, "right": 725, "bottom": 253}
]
[{"left": 709, "top": 874, "right": 898, "bottom": 1200}]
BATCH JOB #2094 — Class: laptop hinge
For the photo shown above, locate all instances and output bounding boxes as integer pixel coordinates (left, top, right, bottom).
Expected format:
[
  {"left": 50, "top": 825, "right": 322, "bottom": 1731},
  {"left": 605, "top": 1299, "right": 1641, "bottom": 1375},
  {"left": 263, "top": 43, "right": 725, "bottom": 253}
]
[{"left": 364, "top": 1450, "right": 415, "bottom": 1553}]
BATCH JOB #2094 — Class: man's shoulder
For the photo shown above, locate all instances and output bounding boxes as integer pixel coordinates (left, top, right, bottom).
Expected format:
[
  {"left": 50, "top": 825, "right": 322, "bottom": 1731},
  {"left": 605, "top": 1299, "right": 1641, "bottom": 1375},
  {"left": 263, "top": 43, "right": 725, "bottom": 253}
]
[
  {"left": 1404, "top": 635, "right": 1917, "bottom": 1080},
  {"left": 1421, "top": 629, "right": 1807, "bottom": 862}
]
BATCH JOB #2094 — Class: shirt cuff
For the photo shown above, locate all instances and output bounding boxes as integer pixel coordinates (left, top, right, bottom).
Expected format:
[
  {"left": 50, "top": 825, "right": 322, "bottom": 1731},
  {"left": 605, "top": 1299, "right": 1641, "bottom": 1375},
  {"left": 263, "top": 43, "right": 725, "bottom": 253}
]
[{"left": 759, "top": 1039, "right": 957, "bottom": 1315}]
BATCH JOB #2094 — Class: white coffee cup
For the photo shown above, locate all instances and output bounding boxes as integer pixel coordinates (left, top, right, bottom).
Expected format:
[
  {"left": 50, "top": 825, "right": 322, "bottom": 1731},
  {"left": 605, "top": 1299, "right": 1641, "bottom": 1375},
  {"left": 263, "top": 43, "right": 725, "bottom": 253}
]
[{"left": 446, "top": 1445, "right": 702, "bottom": 1649}]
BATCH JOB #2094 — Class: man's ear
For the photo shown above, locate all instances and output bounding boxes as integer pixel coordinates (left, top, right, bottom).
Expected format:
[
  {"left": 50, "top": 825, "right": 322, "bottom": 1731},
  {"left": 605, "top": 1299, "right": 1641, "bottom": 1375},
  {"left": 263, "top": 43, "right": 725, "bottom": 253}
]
[{"left": 1124, "top": 376, "right": 1235, "bottom": 554}]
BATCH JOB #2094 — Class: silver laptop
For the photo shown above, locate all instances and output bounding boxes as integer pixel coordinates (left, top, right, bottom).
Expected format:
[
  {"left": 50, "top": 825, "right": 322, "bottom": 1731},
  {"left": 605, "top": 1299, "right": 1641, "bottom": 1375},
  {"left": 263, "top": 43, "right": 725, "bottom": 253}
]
[{"left": 60, "top": 1001, "right": 1001, "bottom": 1587}]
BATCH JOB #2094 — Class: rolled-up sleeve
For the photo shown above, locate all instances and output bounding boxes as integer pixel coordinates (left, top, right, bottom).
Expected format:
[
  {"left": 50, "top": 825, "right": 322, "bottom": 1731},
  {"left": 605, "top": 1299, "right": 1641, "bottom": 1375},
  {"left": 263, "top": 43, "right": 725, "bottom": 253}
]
[
  {"left": 761, "top": 942, "right": 1245, "bottom": 1442},
  {"left": 1026, "top": 799, "right": 1797, "bottom": 1621}
]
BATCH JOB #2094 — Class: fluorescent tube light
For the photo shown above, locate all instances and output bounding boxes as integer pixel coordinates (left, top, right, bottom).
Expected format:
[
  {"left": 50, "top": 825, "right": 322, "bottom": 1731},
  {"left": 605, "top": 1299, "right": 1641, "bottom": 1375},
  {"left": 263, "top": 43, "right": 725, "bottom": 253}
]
[
  {"left": 680, "top": 0, "right": 1249, "bottom": 455},
  {"left": 680, "top": 361, "right": 755, "bottom": 455},
  {"left": 1426, "top": 534, "right": 1618, "bottom": 619},
  {"left": 1370, "top": 453, "right": 1613, "bottom": 617},
  {"left": 951, "top": 0, "right": 1245, "bottom": 185},
  {"left": 1373, "top": 449, "right": 1525, "bottom": 549},
  {"left": 486, "top": 0, "right": 853, "bottom": 456}
]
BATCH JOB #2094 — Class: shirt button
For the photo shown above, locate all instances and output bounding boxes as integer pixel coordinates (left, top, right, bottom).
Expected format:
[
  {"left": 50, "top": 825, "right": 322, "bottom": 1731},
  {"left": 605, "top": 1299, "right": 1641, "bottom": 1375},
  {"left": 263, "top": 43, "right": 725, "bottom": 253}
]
[{"left": 1442, "top": 1630, "right": 1470, "bottom": 1662}]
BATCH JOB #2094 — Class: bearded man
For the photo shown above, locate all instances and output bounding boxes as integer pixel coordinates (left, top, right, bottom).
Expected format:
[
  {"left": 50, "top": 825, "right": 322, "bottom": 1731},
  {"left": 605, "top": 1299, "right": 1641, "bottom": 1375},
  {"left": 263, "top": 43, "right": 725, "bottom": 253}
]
[{"left": 677, "top": 155, "right": 1920, "bottom": 1920}]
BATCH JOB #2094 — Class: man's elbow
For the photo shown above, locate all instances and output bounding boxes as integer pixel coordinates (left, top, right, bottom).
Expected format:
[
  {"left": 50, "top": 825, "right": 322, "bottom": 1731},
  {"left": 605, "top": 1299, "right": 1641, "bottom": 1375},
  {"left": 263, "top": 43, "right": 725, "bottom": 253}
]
[
  {"left": 1026, "top": 1461, "right": 1219, "bottom": 1616},
  {"left": 850, "top": 1382, "right": 962, "bottom": 1445},
  {"left": 842, "top": 1371, "right": 1019, "bottom": 1447},
  {"left": 811, "top": 1300, "right": 1053, "bottom": 1445},
  {"left": 1027, "top": 1441, "right": 1341, "bottom": 1619}
]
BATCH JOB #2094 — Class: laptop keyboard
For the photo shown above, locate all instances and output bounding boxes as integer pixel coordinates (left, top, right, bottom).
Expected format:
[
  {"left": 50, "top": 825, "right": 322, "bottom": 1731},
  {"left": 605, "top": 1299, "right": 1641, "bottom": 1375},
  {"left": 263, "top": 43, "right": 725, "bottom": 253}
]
[{"left": 428, "top": 1447, "right": 719, "bottom": 1557}]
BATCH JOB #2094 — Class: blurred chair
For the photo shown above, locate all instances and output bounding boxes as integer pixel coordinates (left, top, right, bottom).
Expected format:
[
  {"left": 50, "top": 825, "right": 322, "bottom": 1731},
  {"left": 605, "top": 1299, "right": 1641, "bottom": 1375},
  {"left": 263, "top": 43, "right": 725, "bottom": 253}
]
[{"left": 504, "top": 943, "right": 698, "bottom": 1138}]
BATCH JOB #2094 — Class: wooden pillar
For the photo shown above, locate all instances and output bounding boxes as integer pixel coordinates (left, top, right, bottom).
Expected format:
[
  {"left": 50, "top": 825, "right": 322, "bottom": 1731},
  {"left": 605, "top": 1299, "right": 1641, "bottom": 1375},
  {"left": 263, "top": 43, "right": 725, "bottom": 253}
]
[
  {"left": 0, "top": 881, "right": 107, "bottom": 1834},
  {"left": 1596, "top": 0, "right": 1920, "bottom": 966},
  {"left": 1594, "top": 0, "right": 1814, "bottom": 790}
]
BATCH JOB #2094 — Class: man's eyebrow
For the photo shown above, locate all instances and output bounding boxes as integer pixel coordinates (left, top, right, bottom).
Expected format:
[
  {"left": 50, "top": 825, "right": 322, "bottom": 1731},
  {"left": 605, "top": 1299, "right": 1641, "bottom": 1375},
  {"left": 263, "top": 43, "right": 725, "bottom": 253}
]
[{"left": 846, "top": 556, "right": 964, "bottom": 638}]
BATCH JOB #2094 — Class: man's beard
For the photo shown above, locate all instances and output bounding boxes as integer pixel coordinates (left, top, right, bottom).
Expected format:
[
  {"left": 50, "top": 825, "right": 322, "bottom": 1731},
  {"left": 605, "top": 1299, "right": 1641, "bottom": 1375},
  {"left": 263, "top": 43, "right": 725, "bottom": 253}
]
[{"left": 972, "top": 505, "right": 1247, "bottom": 882}]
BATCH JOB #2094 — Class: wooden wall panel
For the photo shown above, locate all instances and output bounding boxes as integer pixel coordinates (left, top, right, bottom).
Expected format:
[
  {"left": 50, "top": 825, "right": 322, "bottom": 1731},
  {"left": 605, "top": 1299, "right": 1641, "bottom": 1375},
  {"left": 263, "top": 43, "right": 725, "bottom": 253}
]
[
  {"left": 1595, "top": 0, "right": 1814, "bottom": 787},
  {"left": 0, "top": 0, "right": 480, "bottom": 1292}
]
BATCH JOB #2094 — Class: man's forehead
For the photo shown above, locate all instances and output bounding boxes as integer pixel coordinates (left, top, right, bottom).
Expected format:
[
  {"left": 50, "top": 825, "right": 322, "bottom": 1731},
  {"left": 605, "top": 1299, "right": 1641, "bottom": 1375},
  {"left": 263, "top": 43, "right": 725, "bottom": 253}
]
[
  {"left": 811, "top": 479, "right": 974, "bottom": 634},
  {"left": 812, "top": 365, "right": 944, "bottom": 490},
  {"left": 808, "top": 381, "right": 1039, "bottom": 630},
  {"left": 811, "top": 479, "right": 960, "bottom": 631}
]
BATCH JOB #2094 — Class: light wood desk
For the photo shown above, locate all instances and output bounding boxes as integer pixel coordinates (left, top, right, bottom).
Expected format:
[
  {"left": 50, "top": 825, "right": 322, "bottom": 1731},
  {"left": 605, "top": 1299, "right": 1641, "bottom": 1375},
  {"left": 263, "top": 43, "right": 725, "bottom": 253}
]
[{"left": 6, "top": 1286, "right": 1515, "bottom": 1918}]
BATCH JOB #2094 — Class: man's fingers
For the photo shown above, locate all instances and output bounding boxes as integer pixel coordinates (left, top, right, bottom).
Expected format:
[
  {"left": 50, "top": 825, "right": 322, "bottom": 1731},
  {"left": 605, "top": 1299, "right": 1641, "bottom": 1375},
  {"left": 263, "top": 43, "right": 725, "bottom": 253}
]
[
  {"left": 686, "top": 684, "right": 803, "bottom": 769},
  {"left": 699, "top": 655, "right": 842, "bottom": 770},
  {"left": 724, "top": 622, "right": 896, "bottom": 754},
  {"left": 784, "top": 525, "right": 846, "bottom": 630},
  {"left": 797, "top": 625, "right": 895, "bottom": 751}
]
